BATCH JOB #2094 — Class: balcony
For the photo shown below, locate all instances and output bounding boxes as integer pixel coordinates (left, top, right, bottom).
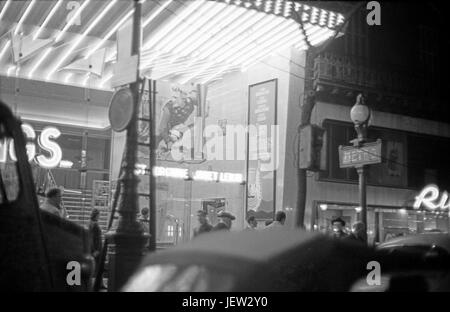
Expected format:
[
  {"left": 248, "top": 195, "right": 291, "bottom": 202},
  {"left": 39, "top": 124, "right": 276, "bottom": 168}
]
[
  {"left": 312, "top": 52, "right": 446, "bottom": 122},
  {"left": 313, "top": 52, "right": 429, "bottom": 97}
]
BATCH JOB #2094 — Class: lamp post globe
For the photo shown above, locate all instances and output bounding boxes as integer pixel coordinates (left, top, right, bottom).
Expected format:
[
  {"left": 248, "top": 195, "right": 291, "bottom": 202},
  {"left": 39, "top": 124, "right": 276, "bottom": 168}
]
[{"left": 350, "top": 94, "right": 371, "bottom": 125}]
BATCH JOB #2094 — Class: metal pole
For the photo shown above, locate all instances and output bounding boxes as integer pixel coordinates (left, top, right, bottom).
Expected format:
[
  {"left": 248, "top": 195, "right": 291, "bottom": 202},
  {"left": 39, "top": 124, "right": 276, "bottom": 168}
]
[
  {"left": 148, "top": 79, "right": 157, "bottom": 252},
  {"left": 357, "top": 165, "right": 367, "bottom": 234},
  {"left": 106, "top": 0, "right": 148, "bottom": 292},
  {"left": 115, "top": 0, "right": 141, "bottom": 233}
]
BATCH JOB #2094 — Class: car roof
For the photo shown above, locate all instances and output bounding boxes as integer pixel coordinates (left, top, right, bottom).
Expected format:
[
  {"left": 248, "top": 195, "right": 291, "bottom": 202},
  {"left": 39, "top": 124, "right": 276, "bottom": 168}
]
[
  {"left": 143, "top": 228, "right": 377, "bottom": 269},
  {"left": 378, "top": 233, "right": 450, "bottom": 253},
  {"left": 156, "top": 228, "right": 320, "bottom": 262}
]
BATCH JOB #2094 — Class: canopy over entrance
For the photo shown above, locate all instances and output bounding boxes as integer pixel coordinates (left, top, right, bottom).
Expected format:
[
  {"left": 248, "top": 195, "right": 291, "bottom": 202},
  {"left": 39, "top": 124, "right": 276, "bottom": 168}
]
[{"left": 0, "top": 0, "right": 345, "bottom": 90}]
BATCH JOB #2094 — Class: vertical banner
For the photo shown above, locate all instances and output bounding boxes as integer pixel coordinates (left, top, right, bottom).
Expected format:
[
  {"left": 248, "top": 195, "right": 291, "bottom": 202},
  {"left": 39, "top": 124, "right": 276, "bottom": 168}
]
[{"left": 246, "top": 79, "right": 278, "bottom": 221}]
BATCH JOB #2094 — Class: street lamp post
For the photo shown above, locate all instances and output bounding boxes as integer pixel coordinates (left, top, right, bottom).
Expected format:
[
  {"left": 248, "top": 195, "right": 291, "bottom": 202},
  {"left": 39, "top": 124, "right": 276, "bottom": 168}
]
[
  {"left": 106, "top": 0, "right": 149, "bottom": 291},
  {"left": 350, "top": 94, "right": 371, "bottom": 241}
]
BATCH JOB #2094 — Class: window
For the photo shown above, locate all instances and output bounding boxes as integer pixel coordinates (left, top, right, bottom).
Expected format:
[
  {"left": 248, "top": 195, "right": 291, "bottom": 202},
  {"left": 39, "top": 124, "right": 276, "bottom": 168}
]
[
  {"left": 320, "top": 121, "right": 356, "bottom": 181},
  {"left": 406, "top": 134, "right": 450, "bottom": 189},
  {"left": 87, "top": 137, "right": 111, "bottom": 170},
  {"left": 167, "top": 225, "right": 174, "bottom": 237}
]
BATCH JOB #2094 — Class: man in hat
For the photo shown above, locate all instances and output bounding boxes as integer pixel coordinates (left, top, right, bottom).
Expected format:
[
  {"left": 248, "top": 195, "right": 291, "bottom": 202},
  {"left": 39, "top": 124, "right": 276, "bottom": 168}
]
[
  {"left": 40, "top": 187, "right": 68, "bottom": 219},
  {"left": 213, "top": 211, "right": 236, "bottom": 231},
  {"left": 193, "top": 210, "right": 213, "bottom": 237},
  {"left": 331, "top": 217, "right": 349, "bottom": 239}
]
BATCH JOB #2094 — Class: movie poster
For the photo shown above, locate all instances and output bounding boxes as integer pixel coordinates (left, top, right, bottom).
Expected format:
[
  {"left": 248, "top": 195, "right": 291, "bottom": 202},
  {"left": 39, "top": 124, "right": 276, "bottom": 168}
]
[
  {"left": 137, "top": 81, "right": 207, "bottom": 164},
  {"left": 246, "top": 79, "right": 278, "bottom": 221}
]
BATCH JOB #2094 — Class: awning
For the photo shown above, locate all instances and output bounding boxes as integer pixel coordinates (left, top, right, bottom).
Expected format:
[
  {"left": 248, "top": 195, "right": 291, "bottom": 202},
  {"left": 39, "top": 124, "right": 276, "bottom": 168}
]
[{"left": 0, "top": 0, "right": 345, "bottom": 90}]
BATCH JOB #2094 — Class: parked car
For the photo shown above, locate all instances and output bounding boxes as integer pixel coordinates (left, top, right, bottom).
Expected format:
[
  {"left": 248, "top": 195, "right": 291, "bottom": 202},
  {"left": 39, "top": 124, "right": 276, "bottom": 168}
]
[
  {"left": 0, "top": 100, "right": 94, "bottom": 291},
  {"left": 378, "top": 232, "right": 450, "bottom": 254},
  {"left": 123, "top": 228, "right": 433, "bottom": 292},
  {"left": 359, "top": 233, "right": 450, "bottom": 292}
]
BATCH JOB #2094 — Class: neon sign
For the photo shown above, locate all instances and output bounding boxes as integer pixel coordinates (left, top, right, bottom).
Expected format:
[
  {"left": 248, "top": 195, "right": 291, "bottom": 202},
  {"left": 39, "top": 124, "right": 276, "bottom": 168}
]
[
  {"left": 153, "top": 166, "right": 189, "bottom": 180},
  {"left": 193, "top": 170, "right": 218, "bottom": 182},
  {"left": 413, "top": 185, "right": 450, "bottom": 210},
  {"left": 135, "top": 164, "right": 244, "bottom": 183},
  {"left": 0, "top": 124, "right": 62, "bottom": 169}
]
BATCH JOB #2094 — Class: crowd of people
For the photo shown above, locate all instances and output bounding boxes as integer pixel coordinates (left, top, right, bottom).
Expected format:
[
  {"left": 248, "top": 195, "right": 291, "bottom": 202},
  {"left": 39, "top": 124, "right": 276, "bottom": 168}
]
[
  {"left": 192, "top": 209, "right": 288, "bottom": 237},
  {"left": 192, "top": 209, "right": 368, "bottom": 246},
  {"left": 38, "top": 187, "right": 367, "bottom": 279}
]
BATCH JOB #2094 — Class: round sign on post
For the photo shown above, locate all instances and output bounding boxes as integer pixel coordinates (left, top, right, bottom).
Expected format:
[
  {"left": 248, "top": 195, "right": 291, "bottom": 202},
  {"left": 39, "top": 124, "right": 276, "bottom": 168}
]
[{"left": 108, "top": 88, "right": 134, "bottom": 132}]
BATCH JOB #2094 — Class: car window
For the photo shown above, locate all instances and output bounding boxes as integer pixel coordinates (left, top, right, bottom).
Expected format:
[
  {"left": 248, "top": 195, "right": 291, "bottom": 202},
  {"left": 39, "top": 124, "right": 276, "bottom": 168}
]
[{"left": 123, "top": 264, "right": 235, "bottom": 292}]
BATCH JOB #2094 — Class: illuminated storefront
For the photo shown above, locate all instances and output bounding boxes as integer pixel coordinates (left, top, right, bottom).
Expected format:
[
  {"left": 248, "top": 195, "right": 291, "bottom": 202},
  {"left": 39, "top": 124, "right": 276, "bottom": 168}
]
[
  {"left": 315, "top": 202, "right": 449, "bottom": 245},
  {"left": 303, "top": 105, "right": 450, "bottom": 243}
]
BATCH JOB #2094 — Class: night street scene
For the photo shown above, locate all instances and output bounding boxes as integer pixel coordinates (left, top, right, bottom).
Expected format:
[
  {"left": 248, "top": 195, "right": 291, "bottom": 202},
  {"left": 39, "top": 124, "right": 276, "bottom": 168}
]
[{"left": 1, "top": 0, "right": 450, "bottom": 297}]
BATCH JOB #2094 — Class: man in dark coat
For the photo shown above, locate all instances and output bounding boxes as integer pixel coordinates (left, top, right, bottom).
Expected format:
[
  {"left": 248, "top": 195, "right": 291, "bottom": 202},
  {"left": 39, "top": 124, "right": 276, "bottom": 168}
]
[
  {"left": 193, "top": 210, "right": 213, "bottom": 237},
  {"left": 331, "top": 217, "right": 349, "bottom": 239},
  {"left": 213, "top": 211, "right": 235, "bottom": 232}
]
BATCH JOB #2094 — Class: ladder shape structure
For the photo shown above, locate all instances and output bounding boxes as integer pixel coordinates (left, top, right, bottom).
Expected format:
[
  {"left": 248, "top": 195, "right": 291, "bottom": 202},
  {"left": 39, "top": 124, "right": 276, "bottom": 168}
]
[{"left": 94, "top": 78, "right": 155, "bottom": 291}]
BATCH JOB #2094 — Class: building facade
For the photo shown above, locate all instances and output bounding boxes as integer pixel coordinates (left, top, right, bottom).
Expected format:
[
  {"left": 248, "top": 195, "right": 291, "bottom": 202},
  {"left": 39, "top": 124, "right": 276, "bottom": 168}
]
[{"left": 297, "top": 2, "right": 450, "bottom": 243}]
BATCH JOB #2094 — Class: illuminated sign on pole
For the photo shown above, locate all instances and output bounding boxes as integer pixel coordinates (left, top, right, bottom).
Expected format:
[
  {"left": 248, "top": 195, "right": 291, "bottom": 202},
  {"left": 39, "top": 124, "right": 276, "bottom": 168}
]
[
  {"left": 0, "top": 124, "right": 62, "bottom": 169},
  {"left": 414, "top": 185, "right": 450, "bottom": 210}
]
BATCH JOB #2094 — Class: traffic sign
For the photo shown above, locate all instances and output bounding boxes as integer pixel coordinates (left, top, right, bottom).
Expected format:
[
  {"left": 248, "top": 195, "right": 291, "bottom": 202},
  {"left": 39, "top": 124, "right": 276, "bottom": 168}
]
[{"left": 338, "top": 139, "right": 382, "bottom": 168}]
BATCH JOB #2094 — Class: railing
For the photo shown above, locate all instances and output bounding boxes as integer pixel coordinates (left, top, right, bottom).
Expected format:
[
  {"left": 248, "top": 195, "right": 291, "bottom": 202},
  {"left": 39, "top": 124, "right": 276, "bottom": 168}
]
[{"left": 313, "top": 52, "right": 427, "bottom": 97}]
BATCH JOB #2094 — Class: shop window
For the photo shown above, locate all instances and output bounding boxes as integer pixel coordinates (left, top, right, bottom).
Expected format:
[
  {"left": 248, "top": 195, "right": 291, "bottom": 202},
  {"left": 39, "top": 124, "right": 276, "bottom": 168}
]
[{"left": 378, "top": 209, "right": 449, "bottom": 241}]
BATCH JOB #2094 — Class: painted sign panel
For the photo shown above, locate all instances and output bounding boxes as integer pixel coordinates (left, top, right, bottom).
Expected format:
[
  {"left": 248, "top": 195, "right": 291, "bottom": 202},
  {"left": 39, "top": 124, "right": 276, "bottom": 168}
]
[{"left": 246, "top": 79, "right": 277, "bottom": 220}]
